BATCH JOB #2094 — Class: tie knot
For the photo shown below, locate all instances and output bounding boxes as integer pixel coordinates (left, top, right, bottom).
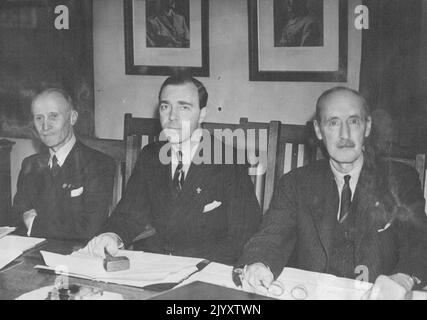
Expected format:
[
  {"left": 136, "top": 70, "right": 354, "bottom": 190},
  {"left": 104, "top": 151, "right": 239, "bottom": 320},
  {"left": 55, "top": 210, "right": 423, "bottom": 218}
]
[
  {"left": 52, "top": 155, "right": 59, "bottom": 166},
  {"left": 344, "top": 175, "right": 351, "bottom": 184},
  {"left": 177, "top": 150, "right": 183, "bottom": 163}
]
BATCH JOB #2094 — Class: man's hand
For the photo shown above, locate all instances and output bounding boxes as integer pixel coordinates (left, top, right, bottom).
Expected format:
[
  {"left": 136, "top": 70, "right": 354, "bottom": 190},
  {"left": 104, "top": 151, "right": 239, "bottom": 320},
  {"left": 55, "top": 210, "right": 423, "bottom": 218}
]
[
  {"left": 362, "top": 273, "right": 414, "bottom": 300},
  {"left": 22, "top": 209, "right": 37, "bottom": 231},
  {"left": 85, "top": 233, "right": 123, "bottom": 258},
  {"left": 242, "top": 263, "right": 284, "bottom": 296}
]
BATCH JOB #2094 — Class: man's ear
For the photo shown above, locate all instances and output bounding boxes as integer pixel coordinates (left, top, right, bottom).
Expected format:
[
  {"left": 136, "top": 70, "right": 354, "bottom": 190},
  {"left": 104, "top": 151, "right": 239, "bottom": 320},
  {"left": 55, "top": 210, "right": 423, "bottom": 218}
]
[
  {"left": 198, "top": 107, "right": 207, "bottom": 124},
  {"left": 313, "top": 120, "right": 323, "bottom": 140},
  {"left": 70, "top": 110, "right": 78, "bottom": 126},
  {"left": 364, "top": 116, "right": 372, "bottom": 138}
]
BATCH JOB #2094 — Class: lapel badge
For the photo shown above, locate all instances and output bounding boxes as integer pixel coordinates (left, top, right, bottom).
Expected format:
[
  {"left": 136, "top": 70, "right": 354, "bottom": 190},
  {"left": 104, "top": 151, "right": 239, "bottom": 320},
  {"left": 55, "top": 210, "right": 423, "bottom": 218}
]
[
  {"left": 62, "top": 183, "right": 68, "bottom": 189},
  {"left": 196, "top": 187, "right": 202, "bottom": 194}
]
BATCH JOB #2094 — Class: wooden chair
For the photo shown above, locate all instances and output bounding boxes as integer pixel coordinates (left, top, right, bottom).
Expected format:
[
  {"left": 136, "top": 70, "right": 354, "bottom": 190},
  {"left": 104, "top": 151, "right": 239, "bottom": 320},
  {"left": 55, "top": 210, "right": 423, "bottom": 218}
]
[
  {"left": 242, "top": 119, "right": 320, "bottom": 213},
  {"left": 123, "top": 114, "right": 282, "bottom": 214},
  {"left": 79, "top": 136, "right": 138, "bottom": 216},
  {"left": 383, "top": 152, "right": 427, "bottom": 213}
]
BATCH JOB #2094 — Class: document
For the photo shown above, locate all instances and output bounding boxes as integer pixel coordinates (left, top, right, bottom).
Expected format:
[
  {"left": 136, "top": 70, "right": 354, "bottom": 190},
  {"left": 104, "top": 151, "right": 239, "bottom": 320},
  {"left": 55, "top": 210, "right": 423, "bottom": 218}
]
[
  {"left": 0, "top": 235, "right": 46, "bottom": 270},
  {"left": 0, "top": 226, "right": 16, "bottom": 239},
  {"left": 181, "top": 263, "right": 373, "bottom": 300},
  {"left": 36, "top": 250, "right": 206, "bottom": 288}
]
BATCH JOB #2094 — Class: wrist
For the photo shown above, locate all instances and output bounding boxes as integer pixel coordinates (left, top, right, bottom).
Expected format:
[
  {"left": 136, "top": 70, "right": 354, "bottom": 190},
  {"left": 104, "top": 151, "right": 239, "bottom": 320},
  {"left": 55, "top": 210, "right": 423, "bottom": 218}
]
[{"left": 390, "top": 273, "right": 415, "bottom": 292}]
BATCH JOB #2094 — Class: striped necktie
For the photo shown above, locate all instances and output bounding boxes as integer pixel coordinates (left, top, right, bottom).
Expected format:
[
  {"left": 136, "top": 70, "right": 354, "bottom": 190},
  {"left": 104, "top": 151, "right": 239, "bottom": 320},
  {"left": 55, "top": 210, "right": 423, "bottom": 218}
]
[
  {"left": 172, "top": 151, "right": 185, "bottom": 191},
  {"left": 339, "top": 175, "right": 352, "bottom": 223}
]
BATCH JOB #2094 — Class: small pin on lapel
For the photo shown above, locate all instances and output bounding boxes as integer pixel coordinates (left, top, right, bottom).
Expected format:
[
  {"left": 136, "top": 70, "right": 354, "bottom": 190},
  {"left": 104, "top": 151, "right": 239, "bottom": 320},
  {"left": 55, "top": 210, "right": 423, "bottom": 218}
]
[
  {"left": 62, "top": 183, "right": 67, "bottom": 189},
  {"left": 196, "top": 187, "right": 202, "bottom": 194}
]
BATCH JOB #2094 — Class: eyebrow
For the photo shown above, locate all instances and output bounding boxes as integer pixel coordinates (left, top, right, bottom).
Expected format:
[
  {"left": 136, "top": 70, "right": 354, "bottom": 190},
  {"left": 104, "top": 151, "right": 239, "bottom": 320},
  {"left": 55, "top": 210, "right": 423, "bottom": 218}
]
[{"left": 159, "top": 100, "right": 193, "bottom": 107}]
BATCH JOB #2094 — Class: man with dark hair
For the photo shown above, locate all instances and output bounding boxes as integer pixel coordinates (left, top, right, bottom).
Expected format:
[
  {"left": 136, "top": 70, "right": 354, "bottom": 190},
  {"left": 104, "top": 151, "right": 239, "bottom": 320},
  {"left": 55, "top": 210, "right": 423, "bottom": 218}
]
[
  {"left": 85, "top": 75, "right": 261, "bottom": 265},
  {"left": 9, "top": 88, "right": 115, "bottom": 240},
  {"left": 237, "top": 86, "right": 427, "bottom": 299}
]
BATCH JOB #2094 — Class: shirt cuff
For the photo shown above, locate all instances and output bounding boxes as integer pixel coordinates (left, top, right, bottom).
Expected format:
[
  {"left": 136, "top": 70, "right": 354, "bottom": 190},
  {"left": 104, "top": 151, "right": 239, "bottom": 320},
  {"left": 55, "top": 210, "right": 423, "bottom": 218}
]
[
  {"left": 27, "top": 215, "right": 36, "bottom": 237},
  {"left": 101, "top": 232, "right": 125, "bottom": 249}
]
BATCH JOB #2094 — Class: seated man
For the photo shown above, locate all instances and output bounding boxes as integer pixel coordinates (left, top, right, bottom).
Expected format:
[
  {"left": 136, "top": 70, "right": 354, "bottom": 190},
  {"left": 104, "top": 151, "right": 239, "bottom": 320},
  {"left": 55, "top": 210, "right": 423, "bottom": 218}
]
[
  {"left": 86, "top": 74, "right": 261, "bottom": 265},
  {"left": 236, "top": 87, "right": 427, "bottom": 299},
  {"left": 9, "top": 88, "right": 115, "bottom": 240}
]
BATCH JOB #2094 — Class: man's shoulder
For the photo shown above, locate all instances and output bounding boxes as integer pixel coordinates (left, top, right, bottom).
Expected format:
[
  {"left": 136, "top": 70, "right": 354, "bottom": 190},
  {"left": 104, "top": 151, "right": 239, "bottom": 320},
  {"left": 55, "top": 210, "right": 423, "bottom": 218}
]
[
  {"left": 76, "top": 140, "right": 115, "bottom": 168},
  {"left": 379, "top": 157, "right": 421, "bottom": 181},
  {"left": 21, "top": 152, "right": 46, "bottom": 171},
  {"left": 287, "top": 158, "right": 329, "bottom": 178}
]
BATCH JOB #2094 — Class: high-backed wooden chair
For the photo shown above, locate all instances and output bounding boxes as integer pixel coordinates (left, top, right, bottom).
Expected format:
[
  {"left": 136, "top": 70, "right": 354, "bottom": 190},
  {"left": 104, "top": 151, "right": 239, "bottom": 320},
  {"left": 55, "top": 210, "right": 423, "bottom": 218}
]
[
  {"left": 242, "top": 119, "right": 320, "bottom": 213},
  {"left": 79, "top": 136, "right": 138, "bottom": 216}
]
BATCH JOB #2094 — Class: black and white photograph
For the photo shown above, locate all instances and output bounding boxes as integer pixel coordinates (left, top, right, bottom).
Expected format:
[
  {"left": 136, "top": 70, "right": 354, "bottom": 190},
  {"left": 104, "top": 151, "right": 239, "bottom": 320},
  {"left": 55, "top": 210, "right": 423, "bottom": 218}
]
[
  {"left": 274, "top": 0, "right": 324, "bottom": 47},
  {"left": 146, "top": 0, "right": 190, "bottom": 48},
  {"left": 0, "top": 0, "right": 427, "bottom": 306},
  {"left": 124, "top": 0, "right": 209, "bottom": 76}
]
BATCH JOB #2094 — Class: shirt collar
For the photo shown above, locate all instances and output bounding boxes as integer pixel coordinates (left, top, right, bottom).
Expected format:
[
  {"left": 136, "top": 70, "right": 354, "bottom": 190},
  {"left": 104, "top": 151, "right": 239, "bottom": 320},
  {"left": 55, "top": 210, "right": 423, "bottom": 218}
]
[
  {"left": 329, "top": 155, "right": 364, "bottom": 191},
  {"left": 49, "top": 134, "right": 76, "bottom": 167},
  {"left": 171, "top": 128, "right": 202, "bottom": 165}
]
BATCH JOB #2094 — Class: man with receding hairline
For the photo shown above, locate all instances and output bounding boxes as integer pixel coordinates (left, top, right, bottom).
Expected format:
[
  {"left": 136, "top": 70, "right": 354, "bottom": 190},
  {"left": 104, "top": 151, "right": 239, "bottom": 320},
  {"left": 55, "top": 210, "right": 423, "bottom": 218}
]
[
  {"left": 9, "top": 88, "right": 115, "bottom": 240},
  {"left": 236, "top": 86, "right": 427, "bottom": 299}
]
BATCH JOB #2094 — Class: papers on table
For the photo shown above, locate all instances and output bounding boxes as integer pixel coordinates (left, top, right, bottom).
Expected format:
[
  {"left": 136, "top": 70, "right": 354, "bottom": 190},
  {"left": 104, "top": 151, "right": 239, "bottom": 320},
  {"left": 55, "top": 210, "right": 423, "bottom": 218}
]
[
  {"left": 181, "top": 263, "right": 373, "bottom": 300},
  {"left": 36, "top": 250, "right": 206, "bottom": 288},
  {"left": 0, "top": 226, "right": 16, "bottom": 239},
  {"left": 0, "top": 235, "right": 46, "bottom": 270}
]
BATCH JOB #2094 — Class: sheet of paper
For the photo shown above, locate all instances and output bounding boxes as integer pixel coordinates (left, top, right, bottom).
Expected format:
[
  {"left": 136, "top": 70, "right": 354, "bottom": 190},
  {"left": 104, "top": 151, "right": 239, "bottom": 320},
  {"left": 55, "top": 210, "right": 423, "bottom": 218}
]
[
  {"left": 182, "top": 264, "right": 373, "bottom": 300},
  {"left": 0, "top": 235, "right": 46, "bottom": 252},
  {"left": 38, "top": 250, "right": 205, "bottom": 288},
  {"left": 0, "top": 249, "right": 23, "bottom": 270},
  {"left": 0, "top": 227, "right": 16, "bottom": 239}
]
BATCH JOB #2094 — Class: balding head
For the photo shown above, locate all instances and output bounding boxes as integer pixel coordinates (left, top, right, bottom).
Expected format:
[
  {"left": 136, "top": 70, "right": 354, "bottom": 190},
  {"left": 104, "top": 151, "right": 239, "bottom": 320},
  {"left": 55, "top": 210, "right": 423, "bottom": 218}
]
[
  {"left": 315, "top": 86, "right": 370, "bottom": 123},
  {"left": 31, "top": 88, "right": 78, "bottom": 151}
]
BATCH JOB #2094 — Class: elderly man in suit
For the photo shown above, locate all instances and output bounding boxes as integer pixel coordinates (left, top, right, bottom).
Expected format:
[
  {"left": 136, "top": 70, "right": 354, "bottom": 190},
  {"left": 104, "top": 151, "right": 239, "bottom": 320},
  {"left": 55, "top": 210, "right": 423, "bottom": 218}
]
[
  {"left": 236, "top": 87, "right": 427, "bottom": 299},
  {"left": 85, "top": 74, "right": 261, "bottom": 265},
  {"left": 9, "top": 88, "right": 115, "bottom": 241}
]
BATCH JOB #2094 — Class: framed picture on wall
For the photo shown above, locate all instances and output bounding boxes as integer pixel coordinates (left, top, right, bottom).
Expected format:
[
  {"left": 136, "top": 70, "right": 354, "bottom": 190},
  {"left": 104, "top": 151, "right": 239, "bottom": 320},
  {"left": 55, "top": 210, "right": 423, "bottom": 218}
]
[
  {"left": 248, "top": 0, "right": 347, "bottom": 82},
  {"left": 124, "top": 0, "right": 209, "bottom": 76}
]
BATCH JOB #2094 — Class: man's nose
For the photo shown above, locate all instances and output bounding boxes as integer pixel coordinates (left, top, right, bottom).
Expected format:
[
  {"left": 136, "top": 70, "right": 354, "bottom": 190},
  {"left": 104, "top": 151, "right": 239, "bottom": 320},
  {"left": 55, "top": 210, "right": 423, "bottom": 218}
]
[
  {"left": 42, "top": 119, "right": 51, "bottom": 131},
  {"left": 168, "top": 107, "right": 180, "bottom": 121},
  {"left": 339, "top": 123, "right": 350, "bottom": 139}
]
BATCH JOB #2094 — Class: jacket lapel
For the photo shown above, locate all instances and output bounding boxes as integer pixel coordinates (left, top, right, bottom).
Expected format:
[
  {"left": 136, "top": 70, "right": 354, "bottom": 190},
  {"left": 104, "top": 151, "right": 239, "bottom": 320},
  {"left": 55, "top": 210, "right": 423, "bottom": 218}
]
[
  {"left": 353, "top": 164, "right": 376, "bottom": 258},
  {"left": 309, "top": 162, "right": 339, "bottom": 271}
]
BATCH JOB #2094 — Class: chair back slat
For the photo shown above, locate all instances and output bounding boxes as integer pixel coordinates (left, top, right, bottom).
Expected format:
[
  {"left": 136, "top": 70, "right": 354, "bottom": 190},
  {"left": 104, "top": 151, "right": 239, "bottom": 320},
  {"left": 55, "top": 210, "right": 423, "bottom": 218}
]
[{"left": 79, "top": 136, "right": 136, "bottom": 216}]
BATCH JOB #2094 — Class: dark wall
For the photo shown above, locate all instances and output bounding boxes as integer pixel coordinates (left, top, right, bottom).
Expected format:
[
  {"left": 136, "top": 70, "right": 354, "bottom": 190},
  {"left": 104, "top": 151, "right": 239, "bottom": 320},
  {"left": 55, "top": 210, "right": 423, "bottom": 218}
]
[{"left": 0, "top": 0, "right": 94, "bottom": 138}]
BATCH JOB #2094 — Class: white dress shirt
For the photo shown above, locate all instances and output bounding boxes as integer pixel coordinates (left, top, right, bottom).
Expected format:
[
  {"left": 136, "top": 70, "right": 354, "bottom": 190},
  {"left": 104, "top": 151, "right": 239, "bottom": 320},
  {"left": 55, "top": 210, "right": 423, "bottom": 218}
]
[
  {"left": 170, "top": 128, "right": 202, "bottom": 179},
  {"left": 329, "top": 155, "right": 364, "bottom": 221}
]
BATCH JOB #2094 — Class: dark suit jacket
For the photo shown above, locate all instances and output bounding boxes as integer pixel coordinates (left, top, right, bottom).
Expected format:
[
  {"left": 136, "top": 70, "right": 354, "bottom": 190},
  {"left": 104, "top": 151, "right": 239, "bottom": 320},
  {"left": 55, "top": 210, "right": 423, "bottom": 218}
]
[
  {"left": 237, "top": 158, "right": 427, "bottom": 287},
  {"left": 104, "top": 140, "right": 262, "bottom": 265},
  {"left": 10, "top": 140, "right": 115, "bottom": 241}
]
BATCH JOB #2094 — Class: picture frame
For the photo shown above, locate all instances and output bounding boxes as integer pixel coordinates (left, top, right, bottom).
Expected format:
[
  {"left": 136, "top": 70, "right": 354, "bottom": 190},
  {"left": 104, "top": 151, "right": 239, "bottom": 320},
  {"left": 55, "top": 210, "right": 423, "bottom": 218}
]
[
  {"left": 124, "top": 0, "right": 209, "bottom": 76},
  {"left": 248, "top": 0, "right": 347, "bottom": 82}
]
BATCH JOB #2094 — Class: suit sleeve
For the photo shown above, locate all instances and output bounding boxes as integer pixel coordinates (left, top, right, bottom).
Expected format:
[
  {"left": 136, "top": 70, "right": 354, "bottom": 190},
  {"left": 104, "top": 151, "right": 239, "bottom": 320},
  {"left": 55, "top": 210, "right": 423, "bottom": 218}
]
[
  {"left": 194, "top": 164, "right": 262, "bottom": 265},
  {"left": 102, "top": 149, "right": 152, "bottom": 245},
  {"left": 391, "top": 165, "right": 427, "bottom": 287},
  {"left": 8, "top": 158, "right": 33, "bottom": 231},
  {"left": 30, "top": 156, "right": 115, "bottom": 240},
  {"left": 236, "top": 172, "right": 298, "bottom": 278}
]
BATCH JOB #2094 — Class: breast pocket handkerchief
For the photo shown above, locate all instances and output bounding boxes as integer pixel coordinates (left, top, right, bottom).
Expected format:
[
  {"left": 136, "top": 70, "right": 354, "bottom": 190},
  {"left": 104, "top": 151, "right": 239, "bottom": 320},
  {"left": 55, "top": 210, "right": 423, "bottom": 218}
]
[
  {"left": 70, "top": 187, "right": 84, "bottom": 198},
  {"left": 203, "top": 201, "right": 222, "bottom": 214}
]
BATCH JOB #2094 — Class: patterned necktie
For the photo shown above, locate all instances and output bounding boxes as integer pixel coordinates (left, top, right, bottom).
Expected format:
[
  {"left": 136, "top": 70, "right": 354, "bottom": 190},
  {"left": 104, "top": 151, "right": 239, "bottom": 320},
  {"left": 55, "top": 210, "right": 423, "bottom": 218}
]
[
  {"left": 50, "top": 155, "right": 61, "bottom": 177},
  {"left": 339, "top": 175, "right": 352, "bottom": 223},
  {"left": 172, "top": 151, "right": 185, "bottom": 191}
]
